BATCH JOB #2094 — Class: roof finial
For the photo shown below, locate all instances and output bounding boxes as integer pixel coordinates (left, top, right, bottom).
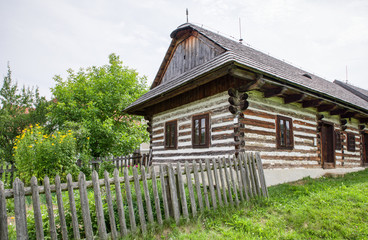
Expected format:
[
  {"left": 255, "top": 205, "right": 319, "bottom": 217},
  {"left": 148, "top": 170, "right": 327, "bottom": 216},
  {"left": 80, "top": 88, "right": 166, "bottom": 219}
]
[
  {"left": 239, "top": 17, "right": 243, "bottom": 44},
  {"left": 186, "top": 8, "right": 189, "bottom": 23}
]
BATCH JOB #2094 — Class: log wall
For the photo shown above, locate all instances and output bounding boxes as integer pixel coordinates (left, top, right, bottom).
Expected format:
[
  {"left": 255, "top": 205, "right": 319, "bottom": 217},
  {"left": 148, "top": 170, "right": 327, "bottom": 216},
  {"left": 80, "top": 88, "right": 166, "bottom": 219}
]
[{"left": 151, "top": 92, "right": 235, "bottom": 162}]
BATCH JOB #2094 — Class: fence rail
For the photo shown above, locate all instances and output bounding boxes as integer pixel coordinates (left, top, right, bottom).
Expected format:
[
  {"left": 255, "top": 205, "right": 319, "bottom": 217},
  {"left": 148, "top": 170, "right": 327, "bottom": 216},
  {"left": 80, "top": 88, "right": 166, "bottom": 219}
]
[
  {"left": 0, "top": 152, "right": 267, "bottom": 240},
  {"left": 1, "top": 153, "right": 150, "bottom": 186}
]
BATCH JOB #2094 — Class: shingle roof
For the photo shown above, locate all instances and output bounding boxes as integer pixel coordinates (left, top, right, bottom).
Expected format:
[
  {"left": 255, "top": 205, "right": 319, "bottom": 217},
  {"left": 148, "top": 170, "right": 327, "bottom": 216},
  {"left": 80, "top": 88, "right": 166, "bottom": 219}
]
[
  {"left": 126, "top": 23, "right": 368, "bottom": 113},
  {"left": 333, "top": 80, "right": 368, "bottom": 102}
]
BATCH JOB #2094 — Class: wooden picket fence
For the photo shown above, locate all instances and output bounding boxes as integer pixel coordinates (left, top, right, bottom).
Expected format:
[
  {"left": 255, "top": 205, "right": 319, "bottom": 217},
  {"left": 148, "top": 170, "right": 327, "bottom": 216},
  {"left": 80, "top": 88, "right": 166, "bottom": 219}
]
[
  {"left": 88, "top": 153, "right": 151, "bottom": 172},
  {"left": 0, "top": 152, "right": 268, "bottom": 240}
]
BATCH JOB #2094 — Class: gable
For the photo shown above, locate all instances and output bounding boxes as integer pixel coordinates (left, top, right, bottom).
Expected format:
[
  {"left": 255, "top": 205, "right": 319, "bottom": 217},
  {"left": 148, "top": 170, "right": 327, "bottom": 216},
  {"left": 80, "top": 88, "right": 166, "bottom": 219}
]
[{"left": 157, "top": 32, "right": 225, "bottom": 86}]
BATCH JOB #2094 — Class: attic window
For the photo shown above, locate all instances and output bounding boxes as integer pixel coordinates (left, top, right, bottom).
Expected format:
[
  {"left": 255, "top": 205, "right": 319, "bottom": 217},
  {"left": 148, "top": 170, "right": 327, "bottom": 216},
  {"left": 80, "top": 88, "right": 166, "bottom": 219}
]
[{"left": 302, "top": 73, "right": 312, "bottom": 79}]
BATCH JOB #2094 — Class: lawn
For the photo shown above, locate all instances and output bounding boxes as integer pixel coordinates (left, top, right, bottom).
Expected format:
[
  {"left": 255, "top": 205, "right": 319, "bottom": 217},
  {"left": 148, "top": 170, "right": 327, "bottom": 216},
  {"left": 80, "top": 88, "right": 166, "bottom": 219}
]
[{"left": 144, "top": 168, "right": 368, "bottom": 240}]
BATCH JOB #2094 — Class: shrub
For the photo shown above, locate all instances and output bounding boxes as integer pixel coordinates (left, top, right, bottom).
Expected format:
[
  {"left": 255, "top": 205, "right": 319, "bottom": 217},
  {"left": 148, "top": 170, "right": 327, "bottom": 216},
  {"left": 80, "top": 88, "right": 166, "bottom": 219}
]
[{"left": 14, "top": 124, "right": 79, "bottom": 185}]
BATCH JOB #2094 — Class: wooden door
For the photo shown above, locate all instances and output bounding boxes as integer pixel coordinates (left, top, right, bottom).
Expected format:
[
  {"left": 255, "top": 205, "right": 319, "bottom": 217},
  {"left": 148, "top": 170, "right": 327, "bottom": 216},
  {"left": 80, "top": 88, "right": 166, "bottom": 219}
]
[
  {"left": 363, "top": 133, "right": 368, "bottom": 166},
  {"left": 321, "top": 122, "right": 335, "bottom": 168}
]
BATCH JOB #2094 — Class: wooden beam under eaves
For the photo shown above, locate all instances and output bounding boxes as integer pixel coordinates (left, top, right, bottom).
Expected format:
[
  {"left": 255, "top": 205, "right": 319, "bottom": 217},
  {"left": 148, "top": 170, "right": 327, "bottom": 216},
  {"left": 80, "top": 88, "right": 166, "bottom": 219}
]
[
  {"left": 263, "top": 87, "right": 287, "bottom": 98},
  {"left": 302, "top": 99, "right": 322, "bottom": 108},
  {"left": 317, "top": 104, "right": 337, "bottom": 112},
  {"left": 330, "top": 108, "right": 348, "bottom": 116},
  {"left": 358, "top": 118, "right": 368, "bottom": 124},
  {"left": 341, "top": 112, "right": 356, "bottom": 118},
  {"left": 283, "top": 93, "right": 306, "bottom": 104}
]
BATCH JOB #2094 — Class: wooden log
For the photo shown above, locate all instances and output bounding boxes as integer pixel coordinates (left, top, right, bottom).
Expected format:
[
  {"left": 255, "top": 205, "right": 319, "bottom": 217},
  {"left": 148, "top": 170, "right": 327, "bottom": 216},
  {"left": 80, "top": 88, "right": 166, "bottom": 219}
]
[
  {"left": 228, "top": 158, "right": 239, "bottom": 206},
  {"left": 250, "top": 153, "right": 261, "bottom": 197},
  {"left": 255, "top": 152, "right": 269, "bottom": 197},
  {"left": 104, "top": 171, "right": 118, "bottom": 239},
  {"left": 66, "top": 174, "right": 80, "bottom": 239},
  {"left": 13, "top": 178, "right": 28, "bottom": 240},
  {"left": 176, "top": 162, "right": 189, "bottom": 219},
  {"left": 212, "top": 159, "right": 223, "bottom": 207},
  {"left": 0, "top": 181, "right": 8, "bottom": 240},
  {"left": 31, "top": 177, "right": 44, "bottom": 240},
  {"left": 223, "top": 158, "right": 234, "bottom": 206},
  {"left": 185, "top": 162, "right": 197, "bottom": 217},
  {"left": 78, "top": 173, "right": 93, "bottom": 240},
  {"left": 55, "top": 175, "right": 68, "bottom": 240},
  {"left": 192, "top": 161, "right": 203, "bottom": 212},
  {"left": 205, "top": 159, "right": 217, "bottom": 209},
  {"left": 123, "top": 168, "right": 136, "bottom": 232},
  {"left": 132, "top": 167, "right": 146, "bottom": 233},
  {"left": 141, "top": 166, "right": 154, "bottom": 223},
  {"left": 218, "top": 158, "right": 228, "bottom": 206},
  {"left": 159, "top": 166, "right": 170, "bottom": 220},
  {"left": 150, "top": 168, "right": 163, "bottom": 225},
  {"left": 234, "top": 158, "right": 244, "bottom": 202},
  {"left": 92, "top": 171, "right": 107, "bottom": 239},
  {"left": 113, "top": 169, "right": 127, "bottom": 237},
  {"left": 199, "top": 161, "right": 210, "bottom": 209},
  {"left": 168, "top": 164, "right": 180, "bottom": 223}
]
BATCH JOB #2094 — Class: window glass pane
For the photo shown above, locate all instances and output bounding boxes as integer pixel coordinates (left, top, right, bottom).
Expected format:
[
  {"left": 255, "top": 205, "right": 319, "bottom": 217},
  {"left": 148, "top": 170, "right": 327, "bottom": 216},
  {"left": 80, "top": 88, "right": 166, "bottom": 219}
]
[
  {"left": 194, "top": 119, "right": 199, "bottom": 145},
  {"left": 170, "top": 125, "right": 175, "bottom": 147},
  {"left": 165, "top": 125, "right": 170, "bottom": 147},
  {"left": 280, "top": 119, "right": 285, "bottom": 146},
  {"left": 201, "top": 128, "right": 206, "bottom": 144},
  {"left": 285, "top": 120, "right": 290, "bottom": 145}
]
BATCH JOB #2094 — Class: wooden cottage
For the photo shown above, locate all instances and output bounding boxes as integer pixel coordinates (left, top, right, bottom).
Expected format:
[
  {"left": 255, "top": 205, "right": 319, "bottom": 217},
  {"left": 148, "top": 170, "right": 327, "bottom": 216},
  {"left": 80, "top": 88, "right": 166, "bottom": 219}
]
[{"left": 125, "top": 23, "right": 368, "bottom": 170}]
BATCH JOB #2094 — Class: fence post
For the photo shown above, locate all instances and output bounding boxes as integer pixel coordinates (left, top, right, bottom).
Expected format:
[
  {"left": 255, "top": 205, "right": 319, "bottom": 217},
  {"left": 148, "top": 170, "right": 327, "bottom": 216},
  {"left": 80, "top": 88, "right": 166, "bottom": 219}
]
[
  {"left": 13, "top": 178, "right": 28, "bottom": 239},
  {"left": 192, "top": 160, "right": 204, "bottom": 211},
  {"left": 150, "top": 168, "right": 163, "bottom": 224},
  {"left": 168, "top": 164, "right": 180, "bottom": 223},
  {"left": 103, "top": 171, "right": 118, "bottom": 240},
  {"left": 0, "top": 180, "right": 9, "bottom": 240},
  {"left": 205, "top": 159, "right": 217, "bottom": 209},
  {"left": 66, "top": 174, "right": 80, "bottom": 239},
  {"left": 55, "top": 175, "right": 68, "bottom": 240},
  {"left": 123, "top": 167, "right": 137, "bottom": 232},
  {"left": 141, "top": 166, "right": 154, "bottom": 223},
  {"left": 113, "top": 169, "right": 128, "bottom": 236},
  {"left": 159, "top": 165, "right": 170, "bottom": 220},
  {"left": 31, "top": 176, "right": 44, "bottom": 240},
  {"left": 132, "top": 167, "right": 146, "bottom": 233},
  {"left": 185, "top": 161, "right": 197, "bottom": 217}
]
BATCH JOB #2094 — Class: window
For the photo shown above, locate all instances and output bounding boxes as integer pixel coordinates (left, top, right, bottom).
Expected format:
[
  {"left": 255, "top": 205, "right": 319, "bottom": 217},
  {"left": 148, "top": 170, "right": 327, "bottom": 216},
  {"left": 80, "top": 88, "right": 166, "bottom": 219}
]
[
  {"left": 165, "top": 120, "right": 177, "bottom": 149},
  {"left": 192, "top": 114, "right": 210, "bottom": 148},
  {"left": 276, "top": 115, "right": 294, "bottom": 149},
  {"left": 347, "top": 133, "right": 355, "bottom": 151},
  {"left": 335, "top": 131, "right": 342, "bottom": 150}
]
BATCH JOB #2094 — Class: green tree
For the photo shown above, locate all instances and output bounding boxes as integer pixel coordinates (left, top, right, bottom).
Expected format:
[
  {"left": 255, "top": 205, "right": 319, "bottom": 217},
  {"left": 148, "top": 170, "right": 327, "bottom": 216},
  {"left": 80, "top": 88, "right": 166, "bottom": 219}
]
[
  {"left": 0, "top": 64, "right": 49, "bottom": 164},
  {"left": 49, "top": 54, "right": 148, "bottom": 159}
]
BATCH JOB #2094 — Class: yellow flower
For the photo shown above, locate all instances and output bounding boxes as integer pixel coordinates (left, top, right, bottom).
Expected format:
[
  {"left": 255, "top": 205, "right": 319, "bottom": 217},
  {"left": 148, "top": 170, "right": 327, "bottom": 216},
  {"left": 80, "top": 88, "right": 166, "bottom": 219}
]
[
  {"left": 68, "top": 130, "right": 71, "bottom": 132},
  {"left": 58, "top": 131, "right": 61, "bottom": 134},
  {"left": 38, "top": 132, "right": 41, "bottom": 134},
  {"left": 13, "top": 146, "right": 18, "bottom": 149},
  {"left": 87, "top": 137, "right": 90, "bottom": 140},
  {"left": 52, "top": 143, "right": 54, "bottom": 146},
  {"left": 28, "top": 145, "right": 33, "bottom": 148}
]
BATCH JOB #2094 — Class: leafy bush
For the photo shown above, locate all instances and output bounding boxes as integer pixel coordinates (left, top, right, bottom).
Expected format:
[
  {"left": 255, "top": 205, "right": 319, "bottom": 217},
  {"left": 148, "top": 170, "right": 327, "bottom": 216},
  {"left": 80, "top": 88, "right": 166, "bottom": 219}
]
[{"left": 13, "top": 124, "right": 79, "bottom": 185}]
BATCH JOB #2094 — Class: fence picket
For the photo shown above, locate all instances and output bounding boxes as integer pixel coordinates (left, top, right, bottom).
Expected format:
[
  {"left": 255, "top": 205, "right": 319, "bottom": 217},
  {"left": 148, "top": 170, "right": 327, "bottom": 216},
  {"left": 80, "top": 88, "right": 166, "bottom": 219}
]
[
  {"left": 55, "top": 175, "right": 68, "bottom": 240},
  {"left": 13, "top": 178, "right": 28, "bottom": 239},
  {"left": 91, "top": 171, "right": 107, "bottom": 239},
  {"left": 255, "top": 152, "right": 268, "bottom": 197},
  {"left": 168, "top": 164, "right": 180, "bottom": 223},
  {"left": 78, "top": 173, "right": 93, "bottom": 240},
  {"left": 141, "top": 166, "right": 154, "bottom": 223},
  {"left": 31, "top": 177, "right": 44, "bottom": 240},
  {"left": 212, "top": 158, "right": 223, "bottom": 207},
  {"left": 205, "top": 159, "right": 217, "bottom": 209},
  {"left": 234, "top": 158, "right": 244, "bottom": 202},
  {"left": 250, "top": 153, "right": 261, "bottom": 197},
  {"left": 185, "top": 161, "right": 197, "bottom": 217},
  {"left": 199, "top": 161, "right": 210, "bottom": 209},
  {"left": 123, "top": 167, "right": 136, "bottom": 232},
  {"left": 66, "top": 174, "right": 80, "bottom": 239},
  {"left": 113, "top": 169, "right": 128, "bottom": 236},
  {"left": 218, "top": 158, "right": 228, "bottom": 206},
  {"left": 247, "top": 153, "right": 256, "bottom": 197},
  {"left": 228, "top": 158, "right": 239, "bottom": 206},
  {"left": 238, "top": 155, "right": 249, "bottom": 201},
  {"left": 159, "top": 165, "right": 170, "bottom": 220},
  {"left": 104, "top": 171, "right": 118, "bottom": 239},
  {"left": 223, "top": 158, "right": 234, "bottom": 206},
  {"left": 176, "top": 162, "right": 189, "bottom": 219},
  {"left": 150, "top": 168, "right": 163, "bottom": 224},
  {"left": 0, "top": 181, "right": 9, "bottom": 240},
  {"left": 192, "top": 160, "right": 203, "bottom": 211},
  {"left": 132, "top": 167, "right": 146, "bottom": 233}
]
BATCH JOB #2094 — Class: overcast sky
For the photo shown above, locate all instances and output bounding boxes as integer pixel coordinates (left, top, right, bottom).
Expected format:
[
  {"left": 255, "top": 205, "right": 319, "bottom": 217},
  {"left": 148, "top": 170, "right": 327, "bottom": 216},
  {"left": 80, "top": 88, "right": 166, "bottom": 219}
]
[{"left": 1, "top": 0, "right": 367, "bottom": 100}]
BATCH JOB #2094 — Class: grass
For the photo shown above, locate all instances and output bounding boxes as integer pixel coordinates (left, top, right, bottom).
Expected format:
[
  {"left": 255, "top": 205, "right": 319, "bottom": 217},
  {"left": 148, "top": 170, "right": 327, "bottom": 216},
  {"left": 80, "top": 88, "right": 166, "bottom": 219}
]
[{"left": 136, "top": 168, "right": 368, "bottom": 240}]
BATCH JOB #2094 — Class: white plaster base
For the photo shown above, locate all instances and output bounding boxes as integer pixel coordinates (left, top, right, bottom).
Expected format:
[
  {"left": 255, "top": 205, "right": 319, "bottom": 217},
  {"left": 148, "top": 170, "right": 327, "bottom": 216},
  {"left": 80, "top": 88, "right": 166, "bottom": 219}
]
[{"left": 264, "top": 167, "right": 366, "bottom": 187}]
